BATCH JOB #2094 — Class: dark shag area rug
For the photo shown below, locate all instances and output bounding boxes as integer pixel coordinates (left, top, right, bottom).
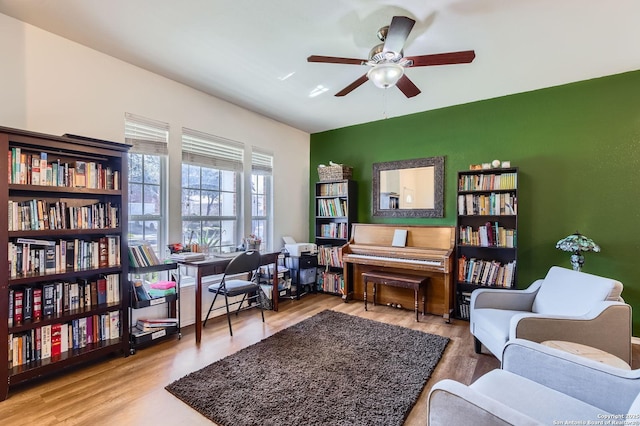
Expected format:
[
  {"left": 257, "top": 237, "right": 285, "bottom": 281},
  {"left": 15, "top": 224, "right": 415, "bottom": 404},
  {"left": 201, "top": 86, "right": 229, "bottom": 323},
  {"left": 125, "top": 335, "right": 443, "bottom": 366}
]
[{"left": 165, "top": 310, "right": 449, "bottom": 426}]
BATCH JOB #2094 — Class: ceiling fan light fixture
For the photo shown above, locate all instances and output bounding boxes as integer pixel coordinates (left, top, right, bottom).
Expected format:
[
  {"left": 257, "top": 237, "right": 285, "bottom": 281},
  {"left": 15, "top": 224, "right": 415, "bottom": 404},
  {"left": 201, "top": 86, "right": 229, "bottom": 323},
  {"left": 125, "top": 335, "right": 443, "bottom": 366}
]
[{"left": 367, "top": 63, "right": 404, "bottom": 89}]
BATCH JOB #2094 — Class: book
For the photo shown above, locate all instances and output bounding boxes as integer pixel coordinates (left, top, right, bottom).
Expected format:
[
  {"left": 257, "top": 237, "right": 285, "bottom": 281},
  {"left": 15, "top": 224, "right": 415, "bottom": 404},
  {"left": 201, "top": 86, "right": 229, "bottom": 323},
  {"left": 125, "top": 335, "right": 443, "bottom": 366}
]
[
  {"left": 42, "top": 283, "right": 55, "bottom": 317},
  {"left": 45, "top": 244, "right": 56, "bottom": 274},
  {"left": 96, "top": 277, "right": 107, "bottom": 305},
  {"left": 61, "top": 323, "right": 69, "bottom": 353},
  {"left": 75, "top": 161, "right": 86, "bottom": 187},
  {"left": 169, "top": 252, "right": 205, "bottom": 262},
  {"left": 33, "top": 288, "right": 42, "bottom": 321},
  {"left": 66, "top": 240, "right": 75, "bottom": 270},
  {"left": 41, "top": 324, "right": 52, "bottom": 359},
  {"left": 137, "top": 317, "right": 178, "bottom": 330},
  {"left": 109, "top": 311, "right": 120, "bottom": 340},
  {"left": 132, "top": 278, "right": 150, "bottom": 301},
  {"left": 8, "top": 289, "right": 14, "bottom": 327},
  {"left": 23, "top": 287, "right": 33, "bottom": 321},
  {"left": 391, "top": 229, "right": 408, "bottom": 247},
  {"left": 98, "top": 237, "right": 109, "bottom": 268},
  {"left": 51, "top": 323, "right": 62, "bottom": 357}
]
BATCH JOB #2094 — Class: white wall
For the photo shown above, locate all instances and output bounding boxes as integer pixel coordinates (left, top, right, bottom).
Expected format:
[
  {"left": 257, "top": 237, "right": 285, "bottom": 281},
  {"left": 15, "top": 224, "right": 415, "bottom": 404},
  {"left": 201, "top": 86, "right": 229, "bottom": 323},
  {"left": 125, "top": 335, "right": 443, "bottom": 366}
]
[
  {"left": 0, "top": 13, "right": 311, "bottom": 326},
  {"left": 0, "top": 12, "right": 311, "bottom": 252}
]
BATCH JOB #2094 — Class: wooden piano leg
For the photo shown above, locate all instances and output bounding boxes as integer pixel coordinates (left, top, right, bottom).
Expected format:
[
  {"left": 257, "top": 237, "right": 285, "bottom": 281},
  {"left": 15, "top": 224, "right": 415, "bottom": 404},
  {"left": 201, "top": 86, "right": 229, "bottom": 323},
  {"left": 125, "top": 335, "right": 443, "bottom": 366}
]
[
  {"left": 443, "top": 272, "right": 453, "bottom": 323},
  {"left": 363, "top": 279, "right": 368, "bottom": 311}
]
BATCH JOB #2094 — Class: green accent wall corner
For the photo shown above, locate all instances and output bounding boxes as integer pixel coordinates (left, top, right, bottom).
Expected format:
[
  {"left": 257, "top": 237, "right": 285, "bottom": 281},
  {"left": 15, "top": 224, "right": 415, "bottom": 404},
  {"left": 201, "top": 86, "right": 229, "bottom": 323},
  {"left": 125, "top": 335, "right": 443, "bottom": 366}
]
[{"left": 311, "top": 70, "right": 640, "bottom": 335}]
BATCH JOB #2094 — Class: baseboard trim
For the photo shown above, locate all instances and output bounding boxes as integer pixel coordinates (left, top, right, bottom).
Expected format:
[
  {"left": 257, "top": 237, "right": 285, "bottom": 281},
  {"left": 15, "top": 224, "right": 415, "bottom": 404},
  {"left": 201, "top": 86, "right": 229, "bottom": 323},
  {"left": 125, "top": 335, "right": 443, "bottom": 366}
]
[{"left": 632, "top": 336, "right": 640, "bottom": 345}]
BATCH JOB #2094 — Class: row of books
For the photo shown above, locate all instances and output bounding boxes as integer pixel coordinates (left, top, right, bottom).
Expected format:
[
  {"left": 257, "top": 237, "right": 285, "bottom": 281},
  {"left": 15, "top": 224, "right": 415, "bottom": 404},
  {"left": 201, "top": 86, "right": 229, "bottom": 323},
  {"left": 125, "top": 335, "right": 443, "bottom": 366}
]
[
  {"left": 457, "top": 292, "right": 472, "bottom": 320},
  {"left": 8, "top": 274, "right": 121, "bottom": 327},
  {"left": 318, "top": 222, "right": 348, "bottom": 239},
  {"left": 316, "top": 198, "right": 348, "bottom": 217},
  {"left": 317, "top": 245, "right": 343, "bottom": 268},
  {"left": 458, "top": 256, "right": 516, "bottom": 288},
  {"left": 9, "top": 236, "right": 121, "bottom": 278},
  {"left": 458, "top": 172, "right": 517, "bottom": 192},
  {"left": 457, "top": 192, "right": 517, "bottom": 216},
  {"left": 317, "top": 182, "right": 349, "bottom": 196},
  {"left": 458, "top": 223, "right": 517, "bottom": 248},
  {"left": 128, "top": 242, "right": 161, "bottom": 268},
  {"left": 8, "top": 199, "right": 119, "bottom": 231},
  {"left": 8, "top": 148, "right": 120, "bottom": 190},
  {"left": 317, "top": 271, "right": 344, "bottom": 295},
  {"left": 8, "top": 311, "right": 121, "bottom": 367}
]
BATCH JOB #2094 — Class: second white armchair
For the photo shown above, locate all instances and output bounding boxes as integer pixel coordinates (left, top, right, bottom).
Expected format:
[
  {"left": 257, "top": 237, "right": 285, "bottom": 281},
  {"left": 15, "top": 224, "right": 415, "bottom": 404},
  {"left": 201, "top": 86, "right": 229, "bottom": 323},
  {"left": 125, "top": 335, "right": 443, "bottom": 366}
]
[{"left": 470, "top": 266, "right": 632, "bottom": 364}]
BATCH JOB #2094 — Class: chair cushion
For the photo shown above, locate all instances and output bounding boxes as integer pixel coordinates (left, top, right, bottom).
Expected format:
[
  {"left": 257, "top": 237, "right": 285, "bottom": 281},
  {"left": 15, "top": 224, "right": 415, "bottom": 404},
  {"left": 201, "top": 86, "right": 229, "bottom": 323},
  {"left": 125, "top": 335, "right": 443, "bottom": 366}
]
[
  {"left": 208, "top": 279, "right": 259, "bottom": 297},
  {"left": 471, "top": 369, "right": 609, "bottom": 423},
  {"left": 471, "top": 308, "right": 524, "bottom": 357},
  {"left": 532, "top": 266, "right": 623, "bottom": 315}
]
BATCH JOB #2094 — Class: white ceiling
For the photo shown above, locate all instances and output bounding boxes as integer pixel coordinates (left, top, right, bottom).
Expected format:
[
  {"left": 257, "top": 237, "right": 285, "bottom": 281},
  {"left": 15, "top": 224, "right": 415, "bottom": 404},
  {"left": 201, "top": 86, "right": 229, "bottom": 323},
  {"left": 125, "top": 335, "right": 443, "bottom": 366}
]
[{"left": 1, "top": 0, "right": 639, "bottom": 134}]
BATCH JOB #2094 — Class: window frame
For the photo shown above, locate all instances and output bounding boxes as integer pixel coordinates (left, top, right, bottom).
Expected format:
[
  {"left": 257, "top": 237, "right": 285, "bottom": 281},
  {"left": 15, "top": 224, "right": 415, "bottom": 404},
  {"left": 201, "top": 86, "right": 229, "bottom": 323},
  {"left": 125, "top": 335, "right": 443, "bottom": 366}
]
[{"left": 125, "top": 113, "right": 169, "bottom": 258}]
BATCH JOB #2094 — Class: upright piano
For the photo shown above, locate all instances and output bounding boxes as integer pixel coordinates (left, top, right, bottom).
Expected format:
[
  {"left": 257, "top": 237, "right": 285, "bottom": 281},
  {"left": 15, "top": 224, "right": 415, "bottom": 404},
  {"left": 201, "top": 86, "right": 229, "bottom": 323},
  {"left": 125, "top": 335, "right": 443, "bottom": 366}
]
[{"left": 342, "top": 223, "right": 455, "bottom": 322}]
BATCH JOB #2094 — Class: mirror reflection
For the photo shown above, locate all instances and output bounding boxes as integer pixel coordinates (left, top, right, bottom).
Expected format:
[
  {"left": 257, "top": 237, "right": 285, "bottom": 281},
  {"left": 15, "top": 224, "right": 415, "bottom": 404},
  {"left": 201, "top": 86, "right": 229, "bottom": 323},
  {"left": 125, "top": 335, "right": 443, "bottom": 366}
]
[
  {"left": 379, "top": 167, "right": 435, "bottom": 209},
  {"left": 372, "top": 156, "right": 444, "bottom": 218}
]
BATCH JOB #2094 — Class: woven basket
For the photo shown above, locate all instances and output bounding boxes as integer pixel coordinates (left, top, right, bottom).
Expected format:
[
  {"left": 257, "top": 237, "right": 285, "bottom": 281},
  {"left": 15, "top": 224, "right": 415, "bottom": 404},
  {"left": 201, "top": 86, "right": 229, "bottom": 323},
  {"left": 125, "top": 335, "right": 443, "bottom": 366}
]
[{"left": 318, "top": 165, "right": 353, "bottom": 181}]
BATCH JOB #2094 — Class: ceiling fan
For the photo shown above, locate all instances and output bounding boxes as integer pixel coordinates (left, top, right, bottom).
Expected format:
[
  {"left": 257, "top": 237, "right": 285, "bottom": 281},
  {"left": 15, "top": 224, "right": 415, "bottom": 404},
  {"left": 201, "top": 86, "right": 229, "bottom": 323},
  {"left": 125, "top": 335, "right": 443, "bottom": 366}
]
[{"left": 307, "top": 16, "right": 476, "bottom": 98}]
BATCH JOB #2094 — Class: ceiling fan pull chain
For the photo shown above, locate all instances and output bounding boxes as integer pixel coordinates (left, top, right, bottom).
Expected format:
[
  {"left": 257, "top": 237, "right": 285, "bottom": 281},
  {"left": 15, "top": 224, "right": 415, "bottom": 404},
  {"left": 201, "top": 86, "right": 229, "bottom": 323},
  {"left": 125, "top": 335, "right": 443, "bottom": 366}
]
[{"left": 382, "top": 89, "right": 388, "bottom": 120}]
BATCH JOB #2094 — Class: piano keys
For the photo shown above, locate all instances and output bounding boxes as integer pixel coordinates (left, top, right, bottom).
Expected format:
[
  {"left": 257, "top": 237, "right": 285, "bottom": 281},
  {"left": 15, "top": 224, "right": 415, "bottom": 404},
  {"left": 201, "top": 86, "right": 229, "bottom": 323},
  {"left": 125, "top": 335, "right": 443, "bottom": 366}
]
[{"left": 342, "top": 223, "right": 455, "bottom": 322}]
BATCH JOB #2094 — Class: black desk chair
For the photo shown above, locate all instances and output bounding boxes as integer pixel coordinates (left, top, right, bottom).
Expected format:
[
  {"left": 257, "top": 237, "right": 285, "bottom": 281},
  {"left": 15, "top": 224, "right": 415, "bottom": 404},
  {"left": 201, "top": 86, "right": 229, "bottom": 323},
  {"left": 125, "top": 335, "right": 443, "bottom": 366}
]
[{"left": 202, "top": 250, "right": 264, "bottom": 336}]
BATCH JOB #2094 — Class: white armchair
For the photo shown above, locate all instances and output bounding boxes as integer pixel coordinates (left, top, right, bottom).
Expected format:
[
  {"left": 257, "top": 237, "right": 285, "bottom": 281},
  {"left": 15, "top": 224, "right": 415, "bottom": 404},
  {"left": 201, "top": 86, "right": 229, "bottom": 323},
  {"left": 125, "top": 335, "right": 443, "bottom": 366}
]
[
  {"left": 428, "top": 339, "right": 640, "bottom": 425},
  {"left": 470, "top": 266, "right": 632, "bottom": 364}
]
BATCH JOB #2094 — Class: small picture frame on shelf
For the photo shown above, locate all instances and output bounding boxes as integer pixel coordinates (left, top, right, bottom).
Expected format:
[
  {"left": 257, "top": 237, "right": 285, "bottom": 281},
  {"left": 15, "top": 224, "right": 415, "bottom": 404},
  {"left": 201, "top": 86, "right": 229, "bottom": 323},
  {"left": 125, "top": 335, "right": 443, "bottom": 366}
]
[
  {"left": 469, "top": 164, "right": 482, "bottom": 170},
  {"left": 501, "top": 161, "right": 511, "bottom": 168}
]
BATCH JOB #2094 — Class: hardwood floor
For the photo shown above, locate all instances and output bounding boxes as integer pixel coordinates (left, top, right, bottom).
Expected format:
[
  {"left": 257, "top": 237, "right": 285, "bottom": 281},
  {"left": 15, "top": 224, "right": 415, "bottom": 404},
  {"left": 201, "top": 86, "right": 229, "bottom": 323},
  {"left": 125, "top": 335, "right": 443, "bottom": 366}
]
[{"left": 0, "top": 294, "right": 637, "bottom": 425}]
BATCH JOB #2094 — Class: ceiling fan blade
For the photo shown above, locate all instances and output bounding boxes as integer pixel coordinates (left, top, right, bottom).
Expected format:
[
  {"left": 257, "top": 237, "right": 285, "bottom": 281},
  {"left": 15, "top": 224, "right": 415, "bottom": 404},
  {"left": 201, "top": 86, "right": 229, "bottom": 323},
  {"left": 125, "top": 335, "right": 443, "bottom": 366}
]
[
  {"left": 383, "top": 16, "right": 416, "bottom": 54},
  {"left": 396, "top": 75, "right": 421, "bottom": 98},
  {"left": 335, "top": 74, "right": 369, "bottom": 97},
  {"left": 405, "top": 50, "right": 476, "bottom": 67},
  {"left": 307, "top": 55, "right": 367, "bottom": 65}
]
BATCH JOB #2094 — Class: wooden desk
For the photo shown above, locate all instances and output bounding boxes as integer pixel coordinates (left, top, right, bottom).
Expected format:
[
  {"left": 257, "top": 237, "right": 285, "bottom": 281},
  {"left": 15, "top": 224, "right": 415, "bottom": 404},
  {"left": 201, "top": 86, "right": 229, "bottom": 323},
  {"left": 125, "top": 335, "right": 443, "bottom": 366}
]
[
  {"left": 180, "top": 252, "right": 280, "bottom": 343},
  {"left": 541, "top": 340, "right": 631, "bottom": 370},
  {"left": 362, "top": 270, "right": 429, "bottom": 322}
]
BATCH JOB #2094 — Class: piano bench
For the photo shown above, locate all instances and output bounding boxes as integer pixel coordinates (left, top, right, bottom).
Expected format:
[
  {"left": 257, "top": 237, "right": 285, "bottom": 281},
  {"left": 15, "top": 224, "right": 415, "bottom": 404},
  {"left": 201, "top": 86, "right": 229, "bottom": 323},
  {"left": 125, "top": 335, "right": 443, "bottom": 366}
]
[{"left": 362, "top": 270, "right": 430, "bottom": 322}]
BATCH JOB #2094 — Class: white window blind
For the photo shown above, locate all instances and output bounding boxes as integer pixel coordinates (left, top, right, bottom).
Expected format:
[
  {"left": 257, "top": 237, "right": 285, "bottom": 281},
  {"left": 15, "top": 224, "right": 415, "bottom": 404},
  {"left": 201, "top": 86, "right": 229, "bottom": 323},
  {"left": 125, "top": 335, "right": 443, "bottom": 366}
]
[
  {"left": 125, "top": 112, "right": 169, "bottom": 155},
  {"left": 252, "top": 148, "right": 273, "bottom": 175},
  {"left": 182, "top": 128, "right": 244, "bottom": 171}
]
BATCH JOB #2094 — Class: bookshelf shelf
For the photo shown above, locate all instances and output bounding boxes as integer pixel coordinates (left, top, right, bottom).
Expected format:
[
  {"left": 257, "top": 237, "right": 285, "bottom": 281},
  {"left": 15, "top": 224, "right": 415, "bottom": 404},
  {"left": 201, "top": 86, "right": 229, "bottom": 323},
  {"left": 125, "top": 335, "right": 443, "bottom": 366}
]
[
  {"left": 9, "top": 338, "right": 124, "bottom": 382},
  {"left": 8, "top": 183, "right": 122, "bottom": 195},
  {"left": 314, "top": 180, "right": 356, "bottom": 298},
  {"left": 0, "top": 126, "right": 130, "bottom": 401},
  {"left": 455, "top": 168, "right": 519, "bottom": 320}
]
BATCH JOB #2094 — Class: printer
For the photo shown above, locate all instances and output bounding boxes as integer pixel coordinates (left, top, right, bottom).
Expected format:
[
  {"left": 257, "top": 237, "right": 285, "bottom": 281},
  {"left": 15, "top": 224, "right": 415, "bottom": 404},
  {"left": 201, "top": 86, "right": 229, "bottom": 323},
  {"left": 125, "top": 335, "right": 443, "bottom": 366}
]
[{"left": 283, "top": 236, "right": 317, "bottom": 257}]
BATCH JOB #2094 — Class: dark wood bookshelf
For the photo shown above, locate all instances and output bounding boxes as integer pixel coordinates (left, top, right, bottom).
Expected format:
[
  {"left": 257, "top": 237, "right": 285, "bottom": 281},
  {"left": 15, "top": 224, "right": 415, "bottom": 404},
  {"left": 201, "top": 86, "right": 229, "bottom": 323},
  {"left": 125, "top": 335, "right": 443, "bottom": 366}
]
[
  {"left": 455, "top": 168, "right": 519, "bottom": 320},
  {"left": 0, "top": 126, "right": 130, "bottom": 400},
  {"left": 314, "top": 180, "right": 356, "bottom": 297}
]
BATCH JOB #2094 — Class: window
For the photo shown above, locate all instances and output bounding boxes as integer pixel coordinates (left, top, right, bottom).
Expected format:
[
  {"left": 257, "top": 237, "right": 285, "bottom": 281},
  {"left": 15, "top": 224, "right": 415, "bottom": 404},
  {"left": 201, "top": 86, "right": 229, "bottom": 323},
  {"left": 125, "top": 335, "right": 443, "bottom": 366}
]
[
  {"left": 125, "top": 113, "right": 169, "bottom": 257},
  {"left": 251, "top": 148, "right": 273, "bottom": 251},
  {"left": 182, "top": 128, "right": 243, "bottom": 254}
]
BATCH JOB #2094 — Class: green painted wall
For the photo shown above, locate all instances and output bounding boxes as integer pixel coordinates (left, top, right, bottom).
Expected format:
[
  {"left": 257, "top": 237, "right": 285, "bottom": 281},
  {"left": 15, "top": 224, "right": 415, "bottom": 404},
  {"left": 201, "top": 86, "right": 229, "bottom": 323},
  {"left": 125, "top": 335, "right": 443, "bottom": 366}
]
[{"left": 310, "top": 70, "right": 640, "bottom": 334}]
